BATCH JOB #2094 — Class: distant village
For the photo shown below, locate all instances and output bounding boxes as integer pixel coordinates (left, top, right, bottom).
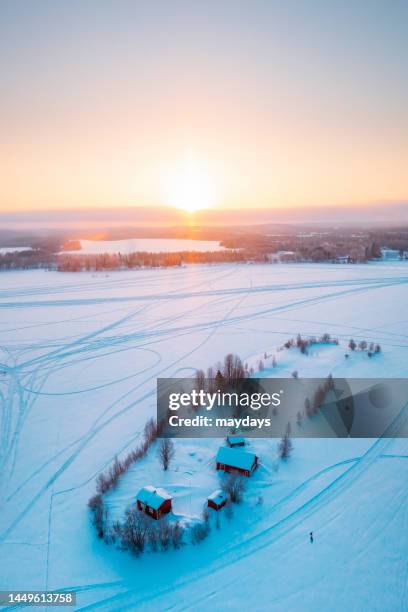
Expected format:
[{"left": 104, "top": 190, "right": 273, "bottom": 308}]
[{"left": 1, "top": 226, "right": 408, "bottom": 271}]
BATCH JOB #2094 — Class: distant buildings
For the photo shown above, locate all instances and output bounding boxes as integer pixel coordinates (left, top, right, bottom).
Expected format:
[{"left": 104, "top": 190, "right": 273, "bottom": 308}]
[
  {"left": 381, "top": 247, "right": 401, "bottom": 260},
  {"left": 266, "top": 251, "right": 298, "bottom": 263}
]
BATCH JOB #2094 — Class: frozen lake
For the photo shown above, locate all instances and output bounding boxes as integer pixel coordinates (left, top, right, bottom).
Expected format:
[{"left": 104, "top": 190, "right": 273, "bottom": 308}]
[
  {"left": 65, "top": 238, "right": 227, "bottom": 254},
  {"left": 0, "top": 246, "right": 32, "bottom": 254},
  {"left": 0, "top": 261, "right": 407, "bottom": 610}
]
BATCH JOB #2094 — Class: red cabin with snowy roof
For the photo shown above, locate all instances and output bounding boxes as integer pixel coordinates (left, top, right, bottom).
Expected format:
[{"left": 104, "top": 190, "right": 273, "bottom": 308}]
[
  {"left": 136, "top": 486, "right": 172, "bottom": 520},
  {"left": 207, "top": 489, "right": 228, "bottom": 510},
  {"left": 216, "top": 446, "right": 258, "bottom": 477}
]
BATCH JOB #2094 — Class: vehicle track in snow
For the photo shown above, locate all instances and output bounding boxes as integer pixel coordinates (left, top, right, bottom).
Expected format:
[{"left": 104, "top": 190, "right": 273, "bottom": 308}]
[{"left": 74, "top": 404, "right": 408, "bottom": 611}]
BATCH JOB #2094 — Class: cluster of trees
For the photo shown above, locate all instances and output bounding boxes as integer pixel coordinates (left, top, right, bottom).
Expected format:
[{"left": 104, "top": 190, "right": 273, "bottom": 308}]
[
  {"left": 283, "top": 333, "right": 339, "bottom": 354},
  {"left": 296, "top": 374, "right": 335, "bottom": 424},
  {"left": 348, "top": 339, "right": 381, "bottom": 356},
  {"left": 194, "top": 353, "right": 247, "bottom": 391},
  {"left": 114, "top": 509, "right": 185, "bottom": 556},
  {"left": 0, "top": 248, "right": 56, "bottom": 270}
]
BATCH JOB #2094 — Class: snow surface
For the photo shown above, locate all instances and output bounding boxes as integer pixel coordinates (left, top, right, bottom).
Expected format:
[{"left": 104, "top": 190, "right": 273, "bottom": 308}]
[
  {"left": 64, "top": 238, "right": 226, "bottom": 254},
  {"left": 0, "top": 246, "right": 33, "bottom": 254},
  {"left": 0, "top": 261, "right": 408, "bottom": 611}
]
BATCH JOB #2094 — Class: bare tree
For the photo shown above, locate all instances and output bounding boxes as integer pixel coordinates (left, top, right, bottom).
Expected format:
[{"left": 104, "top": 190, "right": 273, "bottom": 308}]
[
  {"left": 195, "top": 368, "right": 206, "bottom": 391},
  {"left": 158, "top": 438, "right": 175, "bottom": 471},
  {"left": 221, "top": 474, "right": 246, "bottom": 504},
  {"left": 119, "top": 508, "right": 150, "bottom": 556},
  {"left": 171, "top": 521, "right": 184, "bottom": 549}
]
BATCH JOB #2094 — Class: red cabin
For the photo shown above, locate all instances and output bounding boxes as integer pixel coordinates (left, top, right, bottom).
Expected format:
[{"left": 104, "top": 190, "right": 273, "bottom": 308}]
[
  {"left": 216, "top": 446, "right": 258, "bottom": 477},
  {"left": 136, "top": 486, "right": 172, "bottom": 520},
  {"left": 207, "top": 489, "right": 228, "bottom": 510}
]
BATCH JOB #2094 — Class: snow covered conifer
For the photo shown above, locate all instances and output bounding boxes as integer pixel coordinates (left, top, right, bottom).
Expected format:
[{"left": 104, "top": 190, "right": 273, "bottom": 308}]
[{"left": 278, "top": 423, "right": 293, "bottom": 460}]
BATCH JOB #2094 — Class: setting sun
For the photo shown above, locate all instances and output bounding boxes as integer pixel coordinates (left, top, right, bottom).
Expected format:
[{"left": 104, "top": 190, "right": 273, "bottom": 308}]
[{"left": 162, "top": 155, "right": 219, "bottom": 213}]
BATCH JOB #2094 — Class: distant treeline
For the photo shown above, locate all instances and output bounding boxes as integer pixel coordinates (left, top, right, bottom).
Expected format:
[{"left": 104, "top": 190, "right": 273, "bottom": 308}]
[
  {"left": 0, "top": 248, "right": 56, "bottom": 271},
  {"left": 56, "top": 250, "right": 253, "bottom": 271}
]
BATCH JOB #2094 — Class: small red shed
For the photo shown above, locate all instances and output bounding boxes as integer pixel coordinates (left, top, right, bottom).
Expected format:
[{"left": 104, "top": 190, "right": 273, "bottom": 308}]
[
  {"left": 136, "top": 486, "right": 172, "bottom": 520},
  {"left": 216, "top": 446, "right": 258, "bottom": 477},
  {"left": 226, "top": 435, "right": 246, "bottom": 448},
  {"left": 207, "top": 489, "right": 228, "bottom": 510}
]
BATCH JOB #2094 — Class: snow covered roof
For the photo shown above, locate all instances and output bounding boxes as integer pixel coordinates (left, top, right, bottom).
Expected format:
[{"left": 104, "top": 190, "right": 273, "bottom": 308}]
[
  {"left": 216, "top": 446, "right": 257, "bottom": 471},
  {"left": 208, "top": 489, "right": 228, "bottom": 505},
  {"left": 136, "top": 486, "right": 172, "bottom": 510},
  {"left": 227, "top": 435, "right": 245, "bottom": 446}
]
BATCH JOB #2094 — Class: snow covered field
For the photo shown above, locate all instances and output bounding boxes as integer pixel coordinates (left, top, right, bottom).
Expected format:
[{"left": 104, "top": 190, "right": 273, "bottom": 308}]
[
  {"left": 64, "top": 238, "right": 226, "bottom": 254},
  {"left": 0, "top": 261, "right": 408, "bottom": 611}
]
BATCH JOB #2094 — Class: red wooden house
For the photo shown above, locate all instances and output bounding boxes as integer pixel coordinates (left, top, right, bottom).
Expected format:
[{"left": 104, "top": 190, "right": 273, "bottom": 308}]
[
  {"left": 207, "top": 489, "right": 228, "bottom": 510},
  {"left": 136, "top": 486, "right": 172, "bottom": 520},
  {"left": 216, "top": 446, "right": 258, "bottom": 477}
]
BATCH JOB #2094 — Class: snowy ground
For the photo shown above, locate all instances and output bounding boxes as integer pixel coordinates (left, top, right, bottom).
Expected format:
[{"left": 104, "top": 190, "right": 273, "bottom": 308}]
[{"left": 0, "top": 262, "right": 408, "bottom": 611}]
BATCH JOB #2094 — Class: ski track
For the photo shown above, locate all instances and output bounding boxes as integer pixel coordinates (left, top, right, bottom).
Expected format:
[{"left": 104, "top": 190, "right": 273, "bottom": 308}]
[
  {"left": 73, "top": 402, "right": 408, "bottom": 611},
  {"left": 1, "top": 264, "right": 408, "bottom": 610}
]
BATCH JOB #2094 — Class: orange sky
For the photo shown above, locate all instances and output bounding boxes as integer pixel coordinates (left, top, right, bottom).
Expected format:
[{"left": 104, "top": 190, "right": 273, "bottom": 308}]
[{"left": 1, "top": 1, "right": 407, "bottom": 213}]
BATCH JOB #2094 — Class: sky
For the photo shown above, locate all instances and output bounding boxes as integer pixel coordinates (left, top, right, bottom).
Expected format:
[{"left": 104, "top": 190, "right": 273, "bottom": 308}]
[{"left": 0, "top": 0, "right": 407, "bottom": 213}]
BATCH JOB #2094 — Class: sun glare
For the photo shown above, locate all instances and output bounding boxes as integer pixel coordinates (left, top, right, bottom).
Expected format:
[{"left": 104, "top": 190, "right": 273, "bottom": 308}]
[{"left": 163, "top": 155, "right": 218, "bottom": 213}]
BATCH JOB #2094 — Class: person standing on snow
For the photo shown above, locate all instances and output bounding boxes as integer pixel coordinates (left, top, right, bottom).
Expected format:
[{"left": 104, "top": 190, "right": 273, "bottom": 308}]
[{"left": 310, "top": 531, "right": 314, "bottom": 543}]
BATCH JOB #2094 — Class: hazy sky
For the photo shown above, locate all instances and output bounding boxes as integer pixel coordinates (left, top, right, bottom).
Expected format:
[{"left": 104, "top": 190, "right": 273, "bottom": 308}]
[{"left": 1, "top": 0, "right": 407, "bottom": 212}]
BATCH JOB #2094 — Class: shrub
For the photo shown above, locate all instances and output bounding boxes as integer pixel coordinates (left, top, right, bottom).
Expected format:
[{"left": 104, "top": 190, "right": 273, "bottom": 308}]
[
  {"left": 190, "top": 521, "right": 210, "bottom": 544},
  {"left": 88, "top": 494, "right": 107, "bottom": 539}
]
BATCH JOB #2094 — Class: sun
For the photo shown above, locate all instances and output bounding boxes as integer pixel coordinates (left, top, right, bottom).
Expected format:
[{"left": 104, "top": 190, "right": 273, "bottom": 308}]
[{"left": 163, "top": 155, "right": 218, "bottom": 213}]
